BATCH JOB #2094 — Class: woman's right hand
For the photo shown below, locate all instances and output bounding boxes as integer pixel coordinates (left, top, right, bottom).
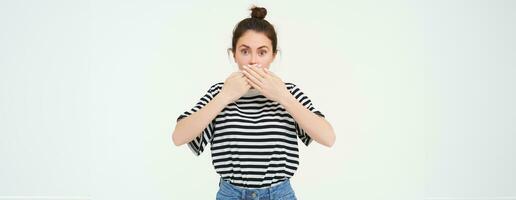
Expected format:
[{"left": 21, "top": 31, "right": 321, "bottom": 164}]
[{"left": 219, "top": 71, "right": 251, "bottom": 102}]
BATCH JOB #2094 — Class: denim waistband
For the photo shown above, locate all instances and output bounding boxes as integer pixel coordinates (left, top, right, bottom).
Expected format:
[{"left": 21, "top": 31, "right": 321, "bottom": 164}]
[{"left": 217, "top": 178, "right": 296, "bottom": 200}]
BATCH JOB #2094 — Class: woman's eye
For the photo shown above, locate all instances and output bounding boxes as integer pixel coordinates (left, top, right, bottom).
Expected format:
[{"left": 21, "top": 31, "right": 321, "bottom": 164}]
[
  {"left": 241, "top": 50, "right": 249, "bottom": 55},
  {"left": 259, "top": 51, "right": 267, "bottom": 56}
]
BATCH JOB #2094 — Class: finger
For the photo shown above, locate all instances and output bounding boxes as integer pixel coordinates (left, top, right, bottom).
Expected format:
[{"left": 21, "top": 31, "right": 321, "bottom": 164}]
[
  {"left": 242, "top": 70, "right": 263, "bottom": 87},
  {"left": 243, "top": 65, "right": 264, "bottom": 82},
  {"left": 238, "top": 76, "right": 251, "bottom": 90},
  {"left": 239, "top": 75, "right": 250, "bottom": 83},
  {"left": 245, "top": 77, "right": 262, "bottom": 90},
  {"left": 247, "top": 64, "right": 268, "bottom": 78},
  {"left": 237, "top": 71, "right": 245, "bottom": 77}
]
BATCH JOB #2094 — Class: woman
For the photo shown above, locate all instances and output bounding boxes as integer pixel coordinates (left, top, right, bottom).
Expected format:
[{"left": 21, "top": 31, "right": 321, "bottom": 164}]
[{"left": 172, "top": 6, "right": 336, "bottom": 200}]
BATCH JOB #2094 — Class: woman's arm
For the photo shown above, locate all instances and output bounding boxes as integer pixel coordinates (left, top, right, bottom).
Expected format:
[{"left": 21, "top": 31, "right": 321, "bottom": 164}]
[
  {"left": 172, "top": 93, "right": 232, "bottom": 146},
  {"left": 279, "top": 95, "right": 336, "bottom": 147},
  {"left": 241, "top": 65, "right": 336, "bottom": 147},
  {"left": 172, "top": 72, "right": 251, "bottom": 146}
]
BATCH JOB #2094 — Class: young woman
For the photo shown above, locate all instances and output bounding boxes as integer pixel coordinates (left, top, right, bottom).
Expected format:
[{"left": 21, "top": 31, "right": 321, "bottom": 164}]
[{"left": 172, "top": 6, "right": 335, "bottom": 200}]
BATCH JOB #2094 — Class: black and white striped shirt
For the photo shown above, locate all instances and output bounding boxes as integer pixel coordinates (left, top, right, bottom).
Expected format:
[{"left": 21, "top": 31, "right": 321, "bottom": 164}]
[{"left": 177, "top": 82, "right": 325, "bottom": 188}]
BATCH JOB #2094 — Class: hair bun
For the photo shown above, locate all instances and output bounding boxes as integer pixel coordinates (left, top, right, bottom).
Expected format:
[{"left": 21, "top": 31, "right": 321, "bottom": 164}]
[{"left": 250, "top": 6, "right": 267, "bottom": 20}]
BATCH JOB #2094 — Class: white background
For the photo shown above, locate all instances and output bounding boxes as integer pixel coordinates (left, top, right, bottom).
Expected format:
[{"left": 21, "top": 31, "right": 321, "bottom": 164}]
[{"left": 0, "top": 0, "right": 514, "bottom": 199}]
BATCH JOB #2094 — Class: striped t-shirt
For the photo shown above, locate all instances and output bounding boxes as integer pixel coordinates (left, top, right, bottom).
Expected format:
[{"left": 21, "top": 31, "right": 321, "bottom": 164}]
[{"left": 177, "top": 82, "right": 325, "bottom": 188}]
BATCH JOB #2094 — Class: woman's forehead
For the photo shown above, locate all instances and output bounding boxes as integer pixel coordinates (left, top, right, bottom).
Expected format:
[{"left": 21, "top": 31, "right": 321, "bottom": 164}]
[{"left": 237, "top": 31, "right": 272, "bottom": 48}]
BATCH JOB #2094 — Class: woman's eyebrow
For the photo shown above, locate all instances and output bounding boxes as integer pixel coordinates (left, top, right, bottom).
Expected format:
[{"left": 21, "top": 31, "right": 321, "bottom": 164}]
[{"left": 238, "top": 45, "right": 269, "bottom": 49}]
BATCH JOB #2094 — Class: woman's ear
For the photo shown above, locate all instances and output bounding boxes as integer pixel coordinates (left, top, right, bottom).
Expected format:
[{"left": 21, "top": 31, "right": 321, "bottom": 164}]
[
  {"left": 273, "top": 49, "right": 279, "bottom": 60},
  {"left": 227, "top": 48, "right": 236, "bottom": 63}
]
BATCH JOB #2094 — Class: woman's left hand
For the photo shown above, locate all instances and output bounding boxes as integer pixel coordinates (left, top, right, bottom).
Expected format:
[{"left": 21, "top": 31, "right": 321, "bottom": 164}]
[{"left": 241, "top": 64, "right": 292, "bottom": 103}]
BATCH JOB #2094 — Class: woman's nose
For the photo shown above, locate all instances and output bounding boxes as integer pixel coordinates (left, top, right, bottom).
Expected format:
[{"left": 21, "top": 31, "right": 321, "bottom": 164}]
[{"left": 250, "top": 53, "right": 257, "bottom": 64}]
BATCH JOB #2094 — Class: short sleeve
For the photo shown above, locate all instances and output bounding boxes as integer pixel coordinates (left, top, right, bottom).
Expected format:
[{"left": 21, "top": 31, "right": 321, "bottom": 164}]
[
  {"left": 289, "top": 84, "right": 326, "bottom": 146},
  {"left": 176, "top": 83, "right": 222, "bottom": 156}
]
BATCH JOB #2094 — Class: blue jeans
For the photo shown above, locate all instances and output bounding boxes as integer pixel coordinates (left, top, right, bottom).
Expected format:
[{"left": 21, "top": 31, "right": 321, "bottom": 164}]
[{"left": 216, "top": 178, "right": 297, "bottom": 200}]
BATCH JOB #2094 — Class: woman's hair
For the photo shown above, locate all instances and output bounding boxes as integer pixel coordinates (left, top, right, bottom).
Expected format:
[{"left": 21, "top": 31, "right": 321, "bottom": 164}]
[{"left": 231, "top": 6, "right": 278, "bottom": 54}]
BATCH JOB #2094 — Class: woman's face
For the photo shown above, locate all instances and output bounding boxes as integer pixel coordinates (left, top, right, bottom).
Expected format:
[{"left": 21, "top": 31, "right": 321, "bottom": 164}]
[{"left": 233, "top": 30, "right": 276, "bottom": 70}]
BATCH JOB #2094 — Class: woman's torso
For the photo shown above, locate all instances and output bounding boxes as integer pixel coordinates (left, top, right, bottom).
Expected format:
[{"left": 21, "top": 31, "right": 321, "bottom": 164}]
[{"left": 210, "top": 83, "right": 301, "bottom": 189}]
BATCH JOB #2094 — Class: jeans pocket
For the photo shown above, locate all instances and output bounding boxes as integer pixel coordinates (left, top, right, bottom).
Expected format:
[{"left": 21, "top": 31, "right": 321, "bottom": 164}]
[{"left": 216, "top": 188, "right": 239, "bottom": 200}]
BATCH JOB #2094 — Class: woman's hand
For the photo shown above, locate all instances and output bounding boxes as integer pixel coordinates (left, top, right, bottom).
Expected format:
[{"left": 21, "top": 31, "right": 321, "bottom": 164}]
[
  {"left": 219, "top": 71, "right": 251, "bottom": 102},
  {"left": 241, "top": 64, "right": 292, "bottom": 103}
]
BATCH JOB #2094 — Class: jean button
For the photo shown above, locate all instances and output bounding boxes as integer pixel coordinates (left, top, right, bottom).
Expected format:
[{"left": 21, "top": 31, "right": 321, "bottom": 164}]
[{"left": 252, "top": 192, "right": 256, "bottom": 198}]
